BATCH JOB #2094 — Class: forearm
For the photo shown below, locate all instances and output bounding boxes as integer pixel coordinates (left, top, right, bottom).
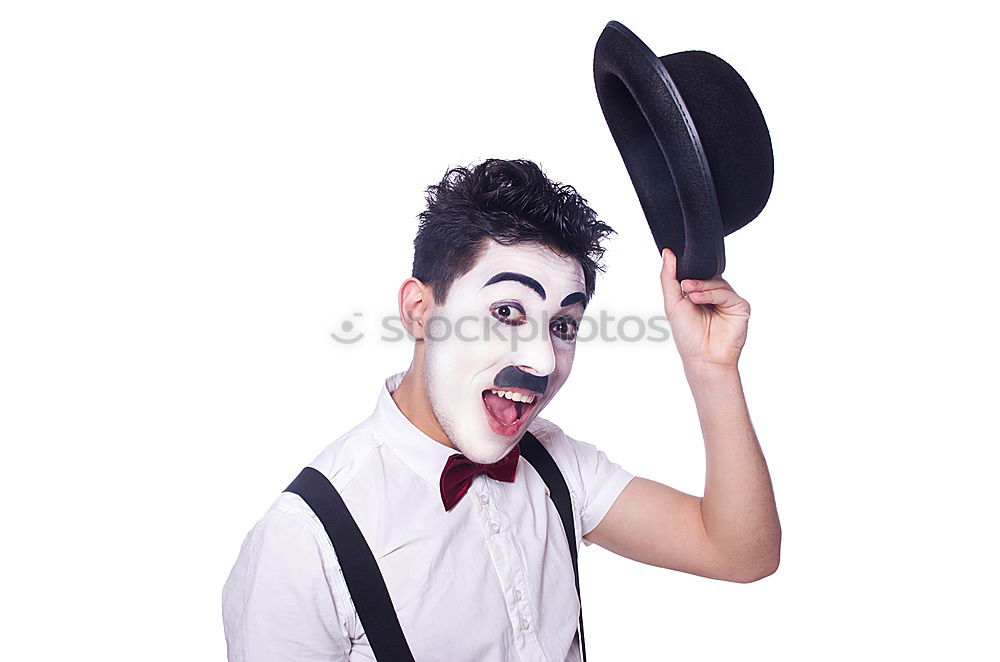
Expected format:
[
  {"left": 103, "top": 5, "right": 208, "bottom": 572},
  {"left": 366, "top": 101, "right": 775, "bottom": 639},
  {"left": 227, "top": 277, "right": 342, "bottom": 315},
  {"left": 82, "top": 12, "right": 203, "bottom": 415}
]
[{"left": 684, "top": 362, "right": 781, "bottom": 581}]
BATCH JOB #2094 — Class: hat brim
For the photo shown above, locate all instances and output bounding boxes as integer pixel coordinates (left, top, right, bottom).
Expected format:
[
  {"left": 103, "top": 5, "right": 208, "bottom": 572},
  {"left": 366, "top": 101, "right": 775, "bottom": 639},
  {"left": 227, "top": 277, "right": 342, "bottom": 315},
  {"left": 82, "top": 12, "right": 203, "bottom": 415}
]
[{"left": 594, "top": 21, "right": 725, "bottom": 280}]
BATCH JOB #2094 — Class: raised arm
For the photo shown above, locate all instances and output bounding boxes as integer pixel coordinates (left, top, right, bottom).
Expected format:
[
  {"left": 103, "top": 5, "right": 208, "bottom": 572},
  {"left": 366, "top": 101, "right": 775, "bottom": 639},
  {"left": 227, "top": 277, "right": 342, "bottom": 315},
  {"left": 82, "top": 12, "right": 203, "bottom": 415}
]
[{"left": 583, "top": 248, "right": 781, "bottom": 583}]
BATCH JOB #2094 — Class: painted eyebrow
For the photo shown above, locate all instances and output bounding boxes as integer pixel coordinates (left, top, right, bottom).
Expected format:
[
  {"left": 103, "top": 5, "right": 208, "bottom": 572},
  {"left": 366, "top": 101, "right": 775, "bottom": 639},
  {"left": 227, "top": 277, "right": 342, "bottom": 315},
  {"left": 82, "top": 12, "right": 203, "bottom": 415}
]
[
  {"left": 482, "top": 272, "right": 546, "bottom": 300},
  {"left": 560, "top": 292, "right": 588, "bottom": 308}
]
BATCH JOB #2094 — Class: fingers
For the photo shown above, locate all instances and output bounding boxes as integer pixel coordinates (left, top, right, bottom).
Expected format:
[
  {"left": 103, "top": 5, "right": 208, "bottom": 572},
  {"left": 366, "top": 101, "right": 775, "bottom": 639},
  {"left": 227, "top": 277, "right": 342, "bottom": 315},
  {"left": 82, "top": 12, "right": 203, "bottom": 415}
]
[
  {"left": 684, "top": 285, "right": 748, "bottom": 312},
  {"left": 680, "top": 276, "right": 731, "bottom": 295},
  {"left": 659, "top": 248, "right": 685, "bottom": 315},
  {"left": 663, "top": 252, "right": 748, "bottom": 314}
]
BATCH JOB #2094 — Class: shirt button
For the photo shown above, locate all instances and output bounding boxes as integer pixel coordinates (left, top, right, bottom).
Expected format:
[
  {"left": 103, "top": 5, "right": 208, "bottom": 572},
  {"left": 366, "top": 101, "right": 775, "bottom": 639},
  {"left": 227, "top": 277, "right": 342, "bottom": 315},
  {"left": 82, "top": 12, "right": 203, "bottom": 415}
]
[
  {"left": 479, "top": 493, "right": 489, "bottom": 506},
  {"left": 513, "top": 588, "right": 522, "bottom": 601},
  {"left": 520, "top": 618, "right": 530, "bottom": 630},
  {"left": 490, "top": 521, "right": 500, "bottom": 534}
]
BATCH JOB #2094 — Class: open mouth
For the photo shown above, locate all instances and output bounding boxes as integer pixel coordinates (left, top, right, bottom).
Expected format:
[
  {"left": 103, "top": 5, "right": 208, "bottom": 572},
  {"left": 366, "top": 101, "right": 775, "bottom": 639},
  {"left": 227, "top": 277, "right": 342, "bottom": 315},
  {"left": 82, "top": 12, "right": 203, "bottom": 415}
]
[{"left": 482, "top": 388, "right": 540, "bottom": 436}]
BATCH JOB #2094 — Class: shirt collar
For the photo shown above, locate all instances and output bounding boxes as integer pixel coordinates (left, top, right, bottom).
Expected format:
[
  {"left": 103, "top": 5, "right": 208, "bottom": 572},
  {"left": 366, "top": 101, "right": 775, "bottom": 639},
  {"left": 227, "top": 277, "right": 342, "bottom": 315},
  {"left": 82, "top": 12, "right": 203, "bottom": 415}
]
[{"left": 372, "top": 371, "right": 459, "bottom": 486}]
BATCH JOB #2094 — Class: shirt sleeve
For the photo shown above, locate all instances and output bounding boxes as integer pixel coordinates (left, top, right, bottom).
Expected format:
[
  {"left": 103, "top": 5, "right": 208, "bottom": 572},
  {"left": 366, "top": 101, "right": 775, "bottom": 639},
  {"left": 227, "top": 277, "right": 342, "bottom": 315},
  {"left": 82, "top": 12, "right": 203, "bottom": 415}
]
[
  {"left": 532, "top": 419, "right": 636, "bottom": 547},
  {"left": 222, "top": 493, "right": 355, "bottom": 661}
]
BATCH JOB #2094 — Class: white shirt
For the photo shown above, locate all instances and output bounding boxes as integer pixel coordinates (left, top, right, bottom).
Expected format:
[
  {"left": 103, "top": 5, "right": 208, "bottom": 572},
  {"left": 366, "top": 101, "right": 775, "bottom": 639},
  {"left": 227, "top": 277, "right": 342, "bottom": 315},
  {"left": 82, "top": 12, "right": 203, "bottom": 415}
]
[{"left": 222, "top": 371, "right": 635, "bottom": 661}]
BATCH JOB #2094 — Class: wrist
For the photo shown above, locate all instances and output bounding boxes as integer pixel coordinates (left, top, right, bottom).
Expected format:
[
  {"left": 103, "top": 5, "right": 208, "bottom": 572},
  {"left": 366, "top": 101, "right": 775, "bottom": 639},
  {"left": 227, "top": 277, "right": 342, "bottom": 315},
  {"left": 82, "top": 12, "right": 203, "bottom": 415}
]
[
  {"left": 682, "top": 360, "right": 740, "bottom": 386},
  {"left": 682, "top": 361, "right": 747, "bottom": 424}
]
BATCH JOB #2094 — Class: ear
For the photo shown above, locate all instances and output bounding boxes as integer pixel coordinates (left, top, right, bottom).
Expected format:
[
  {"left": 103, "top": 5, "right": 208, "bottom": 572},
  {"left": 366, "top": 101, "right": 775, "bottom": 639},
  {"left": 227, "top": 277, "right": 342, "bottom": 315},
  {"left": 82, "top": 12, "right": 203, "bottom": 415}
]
[{"left": 398, "top": 277, "right": 434, "bottom": 341}]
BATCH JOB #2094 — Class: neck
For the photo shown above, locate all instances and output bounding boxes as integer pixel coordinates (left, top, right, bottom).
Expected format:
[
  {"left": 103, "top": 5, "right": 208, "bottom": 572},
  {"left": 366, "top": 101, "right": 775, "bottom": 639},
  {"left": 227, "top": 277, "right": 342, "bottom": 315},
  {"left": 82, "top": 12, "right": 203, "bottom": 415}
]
[{"left": 392, "top": 357, "right": 458, "bottom": 451}]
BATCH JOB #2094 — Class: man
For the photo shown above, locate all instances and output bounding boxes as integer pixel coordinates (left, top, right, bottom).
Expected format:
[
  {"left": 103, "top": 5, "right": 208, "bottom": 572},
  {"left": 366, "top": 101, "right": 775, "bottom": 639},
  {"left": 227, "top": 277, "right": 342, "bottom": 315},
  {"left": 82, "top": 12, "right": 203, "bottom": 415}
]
[{"left": 222, "top": 158, "right": 781, "bottom": 660}]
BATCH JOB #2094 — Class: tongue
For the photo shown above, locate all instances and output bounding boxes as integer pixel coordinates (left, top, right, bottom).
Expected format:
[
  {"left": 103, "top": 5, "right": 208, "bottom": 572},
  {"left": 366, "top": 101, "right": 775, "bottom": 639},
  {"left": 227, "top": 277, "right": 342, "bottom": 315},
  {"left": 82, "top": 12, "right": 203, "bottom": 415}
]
[{"left": 484, "top": 391, "right": 519, "bottom": 425}]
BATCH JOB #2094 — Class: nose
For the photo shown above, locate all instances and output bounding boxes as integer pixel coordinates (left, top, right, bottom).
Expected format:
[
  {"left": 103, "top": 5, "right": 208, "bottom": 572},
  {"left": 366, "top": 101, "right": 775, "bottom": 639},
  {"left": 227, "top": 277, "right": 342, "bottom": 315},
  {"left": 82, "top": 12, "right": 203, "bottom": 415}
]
[{"left": 511, "top": 324, "right": 556, "bottom": 378}]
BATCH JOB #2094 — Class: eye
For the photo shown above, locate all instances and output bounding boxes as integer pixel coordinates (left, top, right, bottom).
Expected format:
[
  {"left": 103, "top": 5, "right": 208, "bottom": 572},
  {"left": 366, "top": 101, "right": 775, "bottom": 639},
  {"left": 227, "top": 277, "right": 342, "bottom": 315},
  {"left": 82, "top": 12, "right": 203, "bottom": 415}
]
[
  {"left": 550, "top": 316, "right": 579, "bottom": 341},
  {"left": 490, "top": 302, "right": 526, "bottom": 326}
]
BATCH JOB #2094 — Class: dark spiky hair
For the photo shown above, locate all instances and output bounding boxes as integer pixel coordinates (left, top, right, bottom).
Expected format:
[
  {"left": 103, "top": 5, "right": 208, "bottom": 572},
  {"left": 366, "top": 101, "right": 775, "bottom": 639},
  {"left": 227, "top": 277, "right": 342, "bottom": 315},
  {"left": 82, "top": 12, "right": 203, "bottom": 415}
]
[{"left": 412, "top": 158, "right": 615, "bottom": 305}]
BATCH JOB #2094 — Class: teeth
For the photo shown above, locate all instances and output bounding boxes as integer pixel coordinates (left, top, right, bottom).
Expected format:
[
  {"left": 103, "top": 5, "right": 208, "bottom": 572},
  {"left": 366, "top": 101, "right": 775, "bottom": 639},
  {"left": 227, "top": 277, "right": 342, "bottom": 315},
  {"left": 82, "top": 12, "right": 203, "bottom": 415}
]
[{"left": 490, "top": 389, "right": 535, "bottom": 404}]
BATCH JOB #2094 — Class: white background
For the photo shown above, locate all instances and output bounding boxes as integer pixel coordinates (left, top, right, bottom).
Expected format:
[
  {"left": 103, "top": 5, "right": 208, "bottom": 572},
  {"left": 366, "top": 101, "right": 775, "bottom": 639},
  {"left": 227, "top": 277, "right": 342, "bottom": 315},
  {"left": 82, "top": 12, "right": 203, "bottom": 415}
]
[{"left": 2, "top": 1, "right": 997, "bottom": 660}]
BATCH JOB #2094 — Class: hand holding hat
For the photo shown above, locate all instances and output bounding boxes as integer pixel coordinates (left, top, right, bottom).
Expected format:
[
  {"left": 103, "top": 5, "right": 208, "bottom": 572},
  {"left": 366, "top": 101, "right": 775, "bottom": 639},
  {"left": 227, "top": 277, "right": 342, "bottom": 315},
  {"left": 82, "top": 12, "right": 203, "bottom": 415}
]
[{"left": 660, "top": 246, "right": 750, "bottom": 372}]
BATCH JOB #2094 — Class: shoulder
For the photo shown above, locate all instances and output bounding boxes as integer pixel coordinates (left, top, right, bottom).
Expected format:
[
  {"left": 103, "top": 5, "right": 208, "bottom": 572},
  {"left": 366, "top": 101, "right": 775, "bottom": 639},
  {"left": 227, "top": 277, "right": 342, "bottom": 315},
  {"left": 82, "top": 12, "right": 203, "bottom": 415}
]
[
  {"left": 243, "top": 414, "right": 382, "bottom": 538},
  {"left": 526, "top": 416, "right": 611, "bottom": 476},
  {"left": 267, "top": 415, "right": 383, "bottom": 548},
  {"left": 303, "top": 415, "right": 385, "bottom": 493},
  {"left": 525, "top": 415, "right": 567, "bottom": 448},
  {"left": 223, "top": 415, "right": 385, "bottom": 643}
]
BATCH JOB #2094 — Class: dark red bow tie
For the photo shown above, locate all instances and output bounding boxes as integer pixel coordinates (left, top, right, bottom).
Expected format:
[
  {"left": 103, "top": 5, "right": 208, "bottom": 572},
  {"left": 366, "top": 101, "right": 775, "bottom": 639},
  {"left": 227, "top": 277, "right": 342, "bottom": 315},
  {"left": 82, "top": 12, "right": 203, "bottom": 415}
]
[{"left": 439, "top": 443, "right": 521, "bottom": 511}]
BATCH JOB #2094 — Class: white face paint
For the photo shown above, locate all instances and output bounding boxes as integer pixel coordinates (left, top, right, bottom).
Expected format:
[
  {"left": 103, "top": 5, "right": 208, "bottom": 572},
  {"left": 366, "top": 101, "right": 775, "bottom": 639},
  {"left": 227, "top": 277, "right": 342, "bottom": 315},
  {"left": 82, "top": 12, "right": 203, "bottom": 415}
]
[{"left": 422, "top": 240, "right": 588, "bottom": 464}]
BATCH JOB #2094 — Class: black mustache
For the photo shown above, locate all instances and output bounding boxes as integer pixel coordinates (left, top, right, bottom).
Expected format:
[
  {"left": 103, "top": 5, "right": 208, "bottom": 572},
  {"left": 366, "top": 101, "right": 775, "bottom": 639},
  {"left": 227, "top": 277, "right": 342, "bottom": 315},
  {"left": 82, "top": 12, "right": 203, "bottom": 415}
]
[{"left": 493, "top": 366, "right": 548, "bottom": 396}]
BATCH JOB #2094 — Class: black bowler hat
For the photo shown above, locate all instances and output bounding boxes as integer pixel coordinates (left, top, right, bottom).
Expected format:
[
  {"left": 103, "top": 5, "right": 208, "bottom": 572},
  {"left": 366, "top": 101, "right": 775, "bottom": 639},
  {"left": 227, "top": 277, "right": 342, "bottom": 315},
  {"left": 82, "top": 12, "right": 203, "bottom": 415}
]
[{"left": 593, "top": 20, "right": 774, "bottom": 281}]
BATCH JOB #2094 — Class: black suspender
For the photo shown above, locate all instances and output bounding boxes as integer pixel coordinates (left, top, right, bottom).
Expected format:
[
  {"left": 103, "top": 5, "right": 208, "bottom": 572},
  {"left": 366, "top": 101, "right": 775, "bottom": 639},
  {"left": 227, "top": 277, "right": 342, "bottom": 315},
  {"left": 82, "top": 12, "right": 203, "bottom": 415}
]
[
  {"left": 284, "top": 431, "right": 586, "bottom": 661},
  {"left": 286, "top": 466, "right": 417, "bottom": 661}
]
